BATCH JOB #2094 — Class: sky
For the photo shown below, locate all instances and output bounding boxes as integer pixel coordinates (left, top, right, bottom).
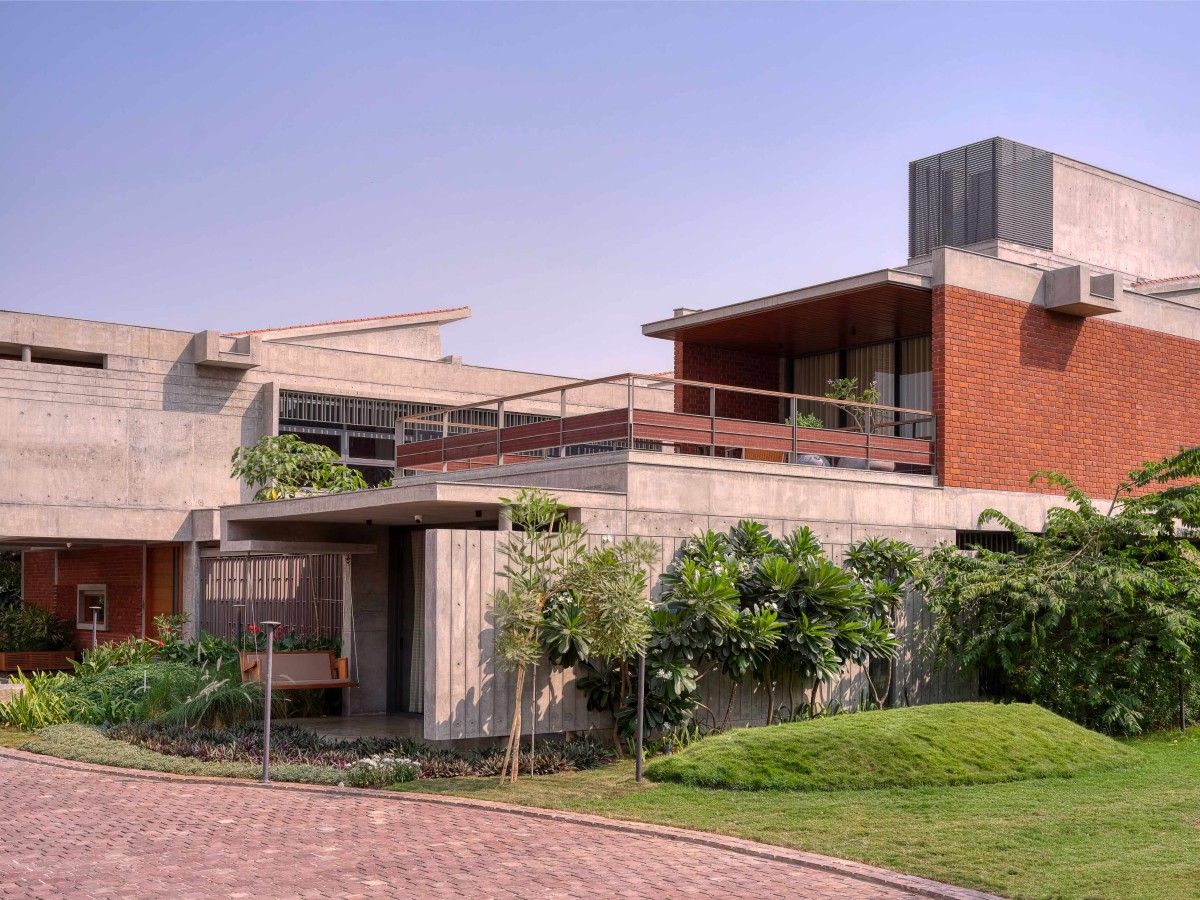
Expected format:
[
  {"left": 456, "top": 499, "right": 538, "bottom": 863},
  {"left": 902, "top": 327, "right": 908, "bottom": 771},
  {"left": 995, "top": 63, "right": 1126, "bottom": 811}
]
[{"left": 2, "top": 3, "right": 1198, "bottom": 378}]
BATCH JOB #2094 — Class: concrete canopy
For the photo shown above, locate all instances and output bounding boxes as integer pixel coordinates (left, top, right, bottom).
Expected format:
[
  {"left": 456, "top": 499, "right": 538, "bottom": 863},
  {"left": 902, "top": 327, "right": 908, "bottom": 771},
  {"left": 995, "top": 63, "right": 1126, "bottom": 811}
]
[{"left": 218, "top": 479, "right": 627, "bottom": 552}]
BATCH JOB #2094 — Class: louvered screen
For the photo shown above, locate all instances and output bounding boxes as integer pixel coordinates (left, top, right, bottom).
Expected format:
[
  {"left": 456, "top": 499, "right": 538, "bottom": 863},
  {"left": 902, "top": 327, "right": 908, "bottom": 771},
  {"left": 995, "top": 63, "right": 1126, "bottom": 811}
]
[{"left": 908, "top": 137, "right": 1053, "bottom": 258}]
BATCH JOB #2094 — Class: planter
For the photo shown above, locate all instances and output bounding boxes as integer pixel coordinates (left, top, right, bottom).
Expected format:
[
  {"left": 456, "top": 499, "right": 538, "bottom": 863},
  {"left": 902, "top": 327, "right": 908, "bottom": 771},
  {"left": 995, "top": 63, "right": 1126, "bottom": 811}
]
[{"left": 0, "top": 650, "right": 77, "bottom": 673}]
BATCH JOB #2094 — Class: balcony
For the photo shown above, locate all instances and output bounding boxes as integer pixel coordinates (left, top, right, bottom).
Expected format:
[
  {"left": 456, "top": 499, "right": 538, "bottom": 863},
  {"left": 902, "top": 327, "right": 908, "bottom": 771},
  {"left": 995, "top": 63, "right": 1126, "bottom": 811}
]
[{"left": 395, "top": 375, "right": 935, "bottom": 477}]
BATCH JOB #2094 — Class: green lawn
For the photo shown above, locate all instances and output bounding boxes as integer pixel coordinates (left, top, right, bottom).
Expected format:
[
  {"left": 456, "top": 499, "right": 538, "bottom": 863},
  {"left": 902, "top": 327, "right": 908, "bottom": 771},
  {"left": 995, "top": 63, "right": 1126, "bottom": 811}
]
[
  {"left": 398, "top": 725, "right": 1200, "bottom": 900},
  {"left": 645, "top": 703, "right": 1137, "bottom": 791},
  {"left": 0, "top": 726, "right": 29, "bottom": 749}
]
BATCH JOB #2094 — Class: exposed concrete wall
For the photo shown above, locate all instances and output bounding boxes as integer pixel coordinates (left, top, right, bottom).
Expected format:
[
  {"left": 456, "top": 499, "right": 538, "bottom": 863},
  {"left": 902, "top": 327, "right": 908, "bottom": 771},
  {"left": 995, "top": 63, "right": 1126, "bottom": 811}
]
[
  {"left": 345, "top": 529, "right": 390, "bottom": 715},
  {"left": 0, "top": 310, "right": 600, "bottom": 544},
  {"left": 1052, "top": 156, "right": 1200, "bottom": 282},
  {"left": 274, "top": 323, "right": 443, "bottom": 360}
]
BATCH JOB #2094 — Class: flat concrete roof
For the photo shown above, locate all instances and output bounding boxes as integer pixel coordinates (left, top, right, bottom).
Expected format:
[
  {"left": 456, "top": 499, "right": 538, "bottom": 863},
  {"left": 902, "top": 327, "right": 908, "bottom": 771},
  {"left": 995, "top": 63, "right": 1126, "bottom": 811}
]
[
  {"left": 220, "top": 479, "right": 626, "bottom": 529},
  {"left": 641, "top": 269, "right": 930, "bottom": 344}
]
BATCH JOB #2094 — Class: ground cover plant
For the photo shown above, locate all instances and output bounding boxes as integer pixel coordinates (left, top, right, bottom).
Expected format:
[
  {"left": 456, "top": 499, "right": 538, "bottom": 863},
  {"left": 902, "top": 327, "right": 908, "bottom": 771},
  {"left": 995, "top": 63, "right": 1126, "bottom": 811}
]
[
  {"left": 925, "top": 447, "right": 1200, "bottom": 734},
  {"left": 643, "top": 702, "right": 1138, "bottom": 791},
  {"left": 397, "top": 723, "right": 1200, "bottom": 900},
  {"left": 9, "top": 720, "right": 614, "bottom": 788}
]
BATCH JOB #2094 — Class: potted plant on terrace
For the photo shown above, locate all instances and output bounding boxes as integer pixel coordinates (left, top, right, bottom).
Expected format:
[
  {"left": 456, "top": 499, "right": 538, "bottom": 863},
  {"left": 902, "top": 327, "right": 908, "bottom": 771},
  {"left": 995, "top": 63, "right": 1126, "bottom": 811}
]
[
  {"left": 784, "top": 412, "right": 831, "bottom": 466},
  {"left": 825, "top": 378, "right": 896, "bottom": 472}
]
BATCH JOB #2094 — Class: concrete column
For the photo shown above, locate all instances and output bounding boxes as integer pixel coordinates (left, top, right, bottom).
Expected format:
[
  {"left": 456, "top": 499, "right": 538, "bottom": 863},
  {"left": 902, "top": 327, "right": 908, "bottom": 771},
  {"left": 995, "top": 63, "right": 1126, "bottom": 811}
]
[
  {"left": 20, "top": 346, "right": 31, "bottom": 363},
  {"left": 180, "top": 542, "right": 202, "bottom": 640}
]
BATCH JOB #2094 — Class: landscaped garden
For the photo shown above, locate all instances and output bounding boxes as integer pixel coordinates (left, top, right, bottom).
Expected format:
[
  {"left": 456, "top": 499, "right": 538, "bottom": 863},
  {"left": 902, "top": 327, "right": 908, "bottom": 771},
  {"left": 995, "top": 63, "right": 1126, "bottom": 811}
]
[{"left": 3, "top": 449, "right": 1200, "bottom": 899}]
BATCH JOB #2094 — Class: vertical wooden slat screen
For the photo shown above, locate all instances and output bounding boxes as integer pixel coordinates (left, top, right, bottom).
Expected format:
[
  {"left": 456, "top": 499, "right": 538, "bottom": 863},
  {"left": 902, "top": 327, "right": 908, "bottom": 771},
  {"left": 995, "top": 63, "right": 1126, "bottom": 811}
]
[{"left": 199, "top": 554, "right": 342, "bottom": 642}]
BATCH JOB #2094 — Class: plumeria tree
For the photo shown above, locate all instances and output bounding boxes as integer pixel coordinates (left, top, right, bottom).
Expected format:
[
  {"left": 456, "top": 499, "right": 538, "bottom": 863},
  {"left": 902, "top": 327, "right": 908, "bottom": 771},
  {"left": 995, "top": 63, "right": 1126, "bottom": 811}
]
[{"left": 843, "top": 537, "right": 927, "bottom": 709}]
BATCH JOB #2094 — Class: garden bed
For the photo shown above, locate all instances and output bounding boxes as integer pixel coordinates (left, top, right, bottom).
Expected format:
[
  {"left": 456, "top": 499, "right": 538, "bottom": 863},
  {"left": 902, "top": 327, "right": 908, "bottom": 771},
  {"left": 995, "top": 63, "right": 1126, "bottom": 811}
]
[{"left": 16, "top": 721, "right": 615, "bottom": 788}]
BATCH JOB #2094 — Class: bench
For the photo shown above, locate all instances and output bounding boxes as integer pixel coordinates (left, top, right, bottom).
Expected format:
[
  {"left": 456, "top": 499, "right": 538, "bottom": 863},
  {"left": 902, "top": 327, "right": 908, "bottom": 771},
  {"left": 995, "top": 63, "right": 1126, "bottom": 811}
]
[{"left": 239, "top": 650, "right": 358, "bottom": 690}]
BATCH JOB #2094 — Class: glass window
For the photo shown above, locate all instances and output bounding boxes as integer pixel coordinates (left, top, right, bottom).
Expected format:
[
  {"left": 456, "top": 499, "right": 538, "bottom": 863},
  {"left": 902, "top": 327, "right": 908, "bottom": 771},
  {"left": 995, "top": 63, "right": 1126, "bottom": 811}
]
[
  {"left": 898, "top": 336, "right": 933, "bottom": 438},
  {"left": 845, "top": 343, "right": 896, "bottom": 407},
  {"left": 280, "top": 426, "right": 342, "bottom": 455},
  {"left": 792, "top": 352, "right": 840, "bottom": 427},
  {"left": 348, "top": 431, "right": 395, "bottom": 461},
  {"left": 77, "top": 585, "right": 107, "bottom": 630}
]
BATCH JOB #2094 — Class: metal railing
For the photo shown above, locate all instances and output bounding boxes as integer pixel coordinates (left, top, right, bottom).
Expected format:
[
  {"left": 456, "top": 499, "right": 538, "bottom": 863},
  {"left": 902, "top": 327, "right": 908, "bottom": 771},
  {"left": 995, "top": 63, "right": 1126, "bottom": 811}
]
[{"left": 395, "top": 374, "right": 936, "bottom": 475}]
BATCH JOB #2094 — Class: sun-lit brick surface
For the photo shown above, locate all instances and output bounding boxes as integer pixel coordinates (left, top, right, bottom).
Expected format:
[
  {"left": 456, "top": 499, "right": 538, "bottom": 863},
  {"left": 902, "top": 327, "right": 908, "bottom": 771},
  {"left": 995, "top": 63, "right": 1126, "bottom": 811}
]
[
  {"left": 0, "top": 752, "right": 972, "bottom": 900},
  {"left": 933, "top": 285, "right": 1200, "bottom": 495},
  {"left": 21, "top": 546, "right": 144, "bottom": 648}
]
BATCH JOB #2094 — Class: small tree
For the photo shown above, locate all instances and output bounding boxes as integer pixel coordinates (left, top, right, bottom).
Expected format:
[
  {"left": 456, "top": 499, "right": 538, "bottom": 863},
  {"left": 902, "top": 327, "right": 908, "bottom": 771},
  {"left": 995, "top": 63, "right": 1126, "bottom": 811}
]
[
  {"left": 843, "top": 537, "right": 926, "bottom": 709},
  {"left": 492, "top": 489, "right": 584, "bottom": 783},
  {"left": 230, "top": 434, "right": 368, "bottom": 500},
  {"left": 544, "top": 537, "right": 659, "bottom": 754}
]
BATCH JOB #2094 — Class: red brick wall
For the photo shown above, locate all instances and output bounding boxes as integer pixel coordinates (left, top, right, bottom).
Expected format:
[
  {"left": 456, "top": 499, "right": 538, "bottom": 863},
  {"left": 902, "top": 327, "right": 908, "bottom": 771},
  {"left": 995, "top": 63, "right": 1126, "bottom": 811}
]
[
  {"left": 934, "top": 285, "right": 1200, "bottom": 495},
  {"left": 674, "top": 341, "right": 782, "bottom": 422},
  {"left": 21, "top": 547, "right": 144, "bottom": 648}
]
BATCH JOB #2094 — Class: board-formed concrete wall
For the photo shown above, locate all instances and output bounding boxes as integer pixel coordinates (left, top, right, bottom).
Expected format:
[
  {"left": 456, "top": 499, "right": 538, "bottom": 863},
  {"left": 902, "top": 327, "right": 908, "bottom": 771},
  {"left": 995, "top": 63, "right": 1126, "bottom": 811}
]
[
  {"left": 0, "top": 310, "right": 609, "bottom": 545},
  {"left": 420, "top": 528, "right": 974, "bottom": 742}
]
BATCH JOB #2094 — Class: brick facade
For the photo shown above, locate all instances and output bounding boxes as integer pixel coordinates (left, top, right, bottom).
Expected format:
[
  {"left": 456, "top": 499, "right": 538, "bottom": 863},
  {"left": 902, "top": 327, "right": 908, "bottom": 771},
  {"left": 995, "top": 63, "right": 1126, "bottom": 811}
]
[
  {"left": 674, "top": 341, "right": 781, "bottom": 422},
  {"left": 933, "top": 284, "right": 1200, "bottom": 496},
  {"left": 22, "top": 547, "right": 144, "bottom": 648}
]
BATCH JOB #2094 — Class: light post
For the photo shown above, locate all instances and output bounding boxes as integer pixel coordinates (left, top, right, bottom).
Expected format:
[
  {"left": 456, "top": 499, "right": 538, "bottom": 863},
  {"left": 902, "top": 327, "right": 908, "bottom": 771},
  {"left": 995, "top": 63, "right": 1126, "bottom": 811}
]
[
  {"left": 259, "top": 620, "right": 281, "bottom": 784},
  {"left": 89, "top": 605, "right": 102, "bottom": 650},
  {"left": 635, "top": 652, "right": 646, "bottom": 783},
  {"left": 233, "top": 603, "right": 246, "bottom": 650}
]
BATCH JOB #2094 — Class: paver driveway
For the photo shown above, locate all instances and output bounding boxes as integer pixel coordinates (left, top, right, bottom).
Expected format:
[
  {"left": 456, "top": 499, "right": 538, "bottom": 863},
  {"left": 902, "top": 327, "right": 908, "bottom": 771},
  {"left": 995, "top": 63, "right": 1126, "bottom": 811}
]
[{"left": 0, "top": 753, "right": 985, "bottom": 899}]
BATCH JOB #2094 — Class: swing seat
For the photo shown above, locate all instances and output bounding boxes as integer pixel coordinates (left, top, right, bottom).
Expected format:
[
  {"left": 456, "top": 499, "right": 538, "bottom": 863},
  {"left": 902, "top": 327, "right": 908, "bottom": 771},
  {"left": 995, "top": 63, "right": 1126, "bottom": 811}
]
[{"left": 239, "top": 651, "right": 359, "bottom": 690}]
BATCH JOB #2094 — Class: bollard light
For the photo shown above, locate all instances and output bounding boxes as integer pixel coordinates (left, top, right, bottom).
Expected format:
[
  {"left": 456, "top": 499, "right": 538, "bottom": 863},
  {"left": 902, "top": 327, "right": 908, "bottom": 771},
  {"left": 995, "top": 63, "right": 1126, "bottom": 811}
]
[
  {"left": 635, "top": 653, "right": 646, "bottom": 783},
  {"left": 89, "top": 606, "right": 102, "bottom": 651},
  {"left": 259, "top": 620, "right": 282, "bottom": 784}
]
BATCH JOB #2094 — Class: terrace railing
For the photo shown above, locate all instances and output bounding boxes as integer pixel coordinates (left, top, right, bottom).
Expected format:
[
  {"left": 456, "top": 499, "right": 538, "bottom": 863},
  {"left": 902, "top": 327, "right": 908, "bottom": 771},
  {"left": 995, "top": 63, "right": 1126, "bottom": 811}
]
[{"left": 395, "top": 374, "right": 936, "bottom": 476}]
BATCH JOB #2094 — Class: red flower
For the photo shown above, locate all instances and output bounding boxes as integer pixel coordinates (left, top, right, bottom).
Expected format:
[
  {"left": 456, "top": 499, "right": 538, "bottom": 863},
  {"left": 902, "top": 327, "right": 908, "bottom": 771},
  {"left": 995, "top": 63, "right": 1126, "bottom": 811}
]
[
  {"left": 247, "top": 625, "right": 259, "bottom": 634},
  {"left": 275, "top": 625, "right": 286, "bottom": 636},
  {"left": 156, "top": 639, "right": 164, "bottom": 648}
]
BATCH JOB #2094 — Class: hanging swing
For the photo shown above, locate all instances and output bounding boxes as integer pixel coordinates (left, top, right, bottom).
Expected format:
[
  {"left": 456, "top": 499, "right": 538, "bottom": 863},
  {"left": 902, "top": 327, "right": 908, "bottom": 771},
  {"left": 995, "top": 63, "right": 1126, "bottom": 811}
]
[{"left": 239, "top": 553, "right": 360, "bottom": 690}]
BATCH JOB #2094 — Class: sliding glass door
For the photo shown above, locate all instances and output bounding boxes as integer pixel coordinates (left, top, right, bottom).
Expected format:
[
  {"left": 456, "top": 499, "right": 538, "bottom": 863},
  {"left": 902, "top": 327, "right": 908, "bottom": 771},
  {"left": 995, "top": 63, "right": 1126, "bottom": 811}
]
[{"left": 792, "top": 335, "right": 932, "bottom": 436}]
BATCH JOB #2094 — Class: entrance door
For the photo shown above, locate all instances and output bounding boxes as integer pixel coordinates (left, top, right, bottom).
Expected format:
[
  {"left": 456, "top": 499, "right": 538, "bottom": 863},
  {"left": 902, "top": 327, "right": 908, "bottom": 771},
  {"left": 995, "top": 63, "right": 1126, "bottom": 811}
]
[{"left": 145, "top": 545, "right": 180, "bottom": 637}]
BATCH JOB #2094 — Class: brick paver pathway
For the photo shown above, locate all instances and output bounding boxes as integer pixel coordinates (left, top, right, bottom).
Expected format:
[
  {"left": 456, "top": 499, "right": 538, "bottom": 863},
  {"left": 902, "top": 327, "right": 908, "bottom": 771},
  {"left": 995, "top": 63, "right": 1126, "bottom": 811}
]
[{"left": 0, "top": 753, "right": 995, "bottom": 899}]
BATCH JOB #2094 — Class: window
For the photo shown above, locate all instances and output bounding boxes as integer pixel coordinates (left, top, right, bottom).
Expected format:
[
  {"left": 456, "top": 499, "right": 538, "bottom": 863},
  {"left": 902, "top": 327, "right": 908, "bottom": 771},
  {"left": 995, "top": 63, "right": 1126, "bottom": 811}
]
[
  {"left": 76, "top": 585, "right": 108, "bottom": 630},
  {"left": 792, "top": 335, "right": 933, "bottom": 435}
]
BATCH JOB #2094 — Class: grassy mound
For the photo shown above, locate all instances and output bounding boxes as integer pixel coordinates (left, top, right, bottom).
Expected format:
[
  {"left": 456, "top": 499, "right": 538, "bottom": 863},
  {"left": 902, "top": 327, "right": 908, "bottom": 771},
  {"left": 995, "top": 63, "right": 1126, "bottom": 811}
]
[{"left": 645, "top": 702, "right": 1140, "bottom": 791}]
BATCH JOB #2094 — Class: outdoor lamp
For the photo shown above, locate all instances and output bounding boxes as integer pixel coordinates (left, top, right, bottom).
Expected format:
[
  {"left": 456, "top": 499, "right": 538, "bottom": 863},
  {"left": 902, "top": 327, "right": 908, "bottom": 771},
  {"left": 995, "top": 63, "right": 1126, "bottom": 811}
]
[
  {"left": 89, "top": 605, "right": 102, "bottom": 650},
  {"left": 259, "top": 620, "right": 282, "bottom": 784}
]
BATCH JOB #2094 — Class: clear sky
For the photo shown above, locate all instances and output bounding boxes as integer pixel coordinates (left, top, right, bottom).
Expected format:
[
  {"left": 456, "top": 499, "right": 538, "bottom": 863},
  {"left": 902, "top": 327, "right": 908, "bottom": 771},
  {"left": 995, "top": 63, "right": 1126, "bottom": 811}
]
[{"left": 2, "top": 3, "right": 1197, "bottom": 377}]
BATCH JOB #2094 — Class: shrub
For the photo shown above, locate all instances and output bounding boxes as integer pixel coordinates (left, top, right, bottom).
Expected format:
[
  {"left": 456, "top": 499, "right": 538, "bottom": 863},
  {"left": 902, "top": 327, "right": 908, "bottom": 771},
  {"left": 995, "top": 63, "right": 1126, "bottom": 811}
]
[
  {"left": 0, "top": 604, "right": 74, "bottom": 652},
  {"left": 343, "top": 755, "right": 420, "bottom": 788},
  {"left": 0, "top": 671, "right": 71, "bottom": 729},
  {"left": 925, "top": 448, "right": 1200, "bottom": 735}
]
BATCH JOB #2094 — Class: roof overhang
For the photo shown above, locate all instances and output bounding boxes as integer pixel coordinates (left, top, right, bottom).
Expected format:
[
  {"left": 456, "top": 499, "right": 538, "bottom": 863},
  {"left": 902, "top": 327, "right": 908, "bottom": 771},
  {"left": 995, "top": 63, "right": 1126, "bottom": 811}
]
[
  {"left": 220, "top": 480, "right": 625, "bottom": 549},
  {"left": 642, "top": 269, "right": 932, "bottom": 356}
]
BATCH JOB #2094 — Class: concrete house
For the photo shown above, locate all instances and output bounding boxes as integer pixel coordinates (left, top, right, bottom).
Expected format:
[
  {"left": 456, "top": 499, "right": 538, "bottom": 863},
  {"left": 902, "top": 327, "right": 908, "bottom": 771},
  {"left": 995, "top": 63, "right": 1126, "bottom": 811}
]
[{"left": 7, "top": 137, "right": 1200, "bottom": 743}]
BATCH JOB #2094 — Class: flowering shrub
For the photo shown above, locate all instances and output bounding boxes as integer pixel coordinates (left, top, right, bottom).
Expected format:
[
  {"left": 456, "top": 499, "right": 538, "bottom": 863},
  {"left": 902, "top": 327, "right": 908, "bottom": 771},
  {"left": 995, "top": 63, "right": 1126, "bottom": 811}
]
[{"left": 342, "top": 755, "right": 419, "bottom": 788}]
